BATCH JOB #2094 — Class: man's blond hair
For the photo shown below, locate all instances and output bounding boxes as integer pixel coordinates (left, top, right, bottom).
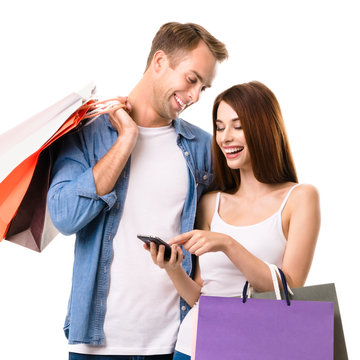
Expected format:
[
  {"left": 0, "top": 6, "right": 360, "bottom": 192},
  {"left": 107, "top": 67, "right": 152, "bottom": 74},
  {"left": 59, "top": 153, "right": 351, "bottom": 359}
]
[{"left": 145, "top": 22, "right": 228, "bottom": 71}]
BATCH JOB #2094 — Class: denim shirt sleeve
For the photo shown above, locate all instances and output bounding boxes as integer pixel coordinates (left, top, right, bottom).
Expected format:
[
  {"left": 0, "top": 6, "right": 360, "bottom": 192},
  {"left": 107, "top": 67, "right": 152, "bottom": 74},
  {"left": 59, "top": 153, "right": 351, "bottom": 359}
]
[{"left": 47, "top": 130, "right": 117, "bottom": 236}]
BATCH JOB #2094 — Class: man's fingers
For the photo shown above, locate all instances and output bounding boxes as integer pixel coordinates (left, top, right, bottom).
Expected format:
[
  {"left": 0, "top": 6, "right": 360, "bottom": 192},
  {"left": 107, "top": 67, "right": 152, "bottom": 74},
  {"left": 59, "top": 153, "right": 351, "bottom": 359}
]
[{"left": 117, "top": 96, "right": 128, "bottom": 103}]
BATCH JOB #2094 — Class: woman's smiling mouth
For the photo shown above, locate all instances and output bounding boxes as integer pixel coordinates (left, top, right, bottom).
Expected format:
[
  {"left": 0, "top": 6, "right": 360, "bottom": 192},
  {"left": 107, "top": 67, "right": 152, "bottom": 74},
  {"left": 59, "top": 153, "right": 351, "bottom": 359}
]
[{"left": 223, "top": 146, "right": 244, "bottom": 159}]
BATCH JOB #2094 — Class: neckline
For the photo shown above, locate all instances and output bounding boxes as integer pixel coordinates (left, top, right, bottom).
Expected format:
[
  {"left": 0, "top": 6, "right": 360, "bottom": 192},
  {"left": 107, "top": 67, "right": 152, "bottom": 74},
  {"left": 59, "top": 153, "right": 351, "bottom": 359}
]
[
  {"left": 137, "top": 123, "right": 173, "bottom": 133},
  {"left": 214, "top": 206, "right": 280, "bottom": 229},
  {"left": 214, "top": 184, "right": 300, "bottom": 229}
]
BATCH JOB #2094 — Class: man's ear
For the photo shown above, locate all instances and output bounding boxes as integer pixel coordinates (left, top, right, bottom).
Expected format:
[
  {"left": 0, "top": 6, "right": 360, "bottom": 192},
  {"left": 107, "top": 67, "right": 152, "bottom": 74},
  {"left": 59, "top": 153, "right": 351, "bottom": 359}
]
[{"left": 152, "top": 50, "right": 169, "bottom": 73}]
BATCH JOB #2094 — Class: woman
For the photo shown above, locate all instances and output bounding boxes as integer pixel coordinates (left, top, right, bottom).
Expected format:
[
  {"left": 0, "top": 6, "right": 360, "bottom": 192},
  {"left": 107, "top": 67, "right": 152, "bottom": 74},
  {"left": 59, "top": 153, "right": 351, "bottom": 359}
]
[{"left": 146, "top": 81, "right": 320, "bottom": 360}]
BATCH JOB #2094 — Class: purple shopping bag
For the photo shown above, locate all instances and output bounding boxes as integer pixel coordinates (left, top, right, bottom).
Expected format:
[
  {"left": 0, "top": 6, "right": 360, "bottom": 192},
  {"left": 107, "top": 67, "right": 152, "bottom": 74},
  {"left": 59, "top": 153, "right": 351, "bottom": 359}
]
[{"left": 194, "top": 293, "right": 334, "bottom": 360}]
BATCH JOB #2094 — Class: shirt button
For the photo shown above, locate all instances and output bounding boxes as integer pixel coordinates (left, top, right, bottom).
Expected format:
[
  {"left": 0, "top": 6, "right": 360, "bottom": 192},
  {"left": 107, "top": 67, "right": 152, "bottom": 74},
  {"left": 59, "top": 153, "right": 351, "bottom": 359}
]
[
  {"left": 184, "top": 151, "right": 189, "bottom": 157},
  {"left": 203, "top": 174, "right": 208, "bottom": 180},
  {"left": 181, "top": 305, "right": 187, "bottom": 311}
]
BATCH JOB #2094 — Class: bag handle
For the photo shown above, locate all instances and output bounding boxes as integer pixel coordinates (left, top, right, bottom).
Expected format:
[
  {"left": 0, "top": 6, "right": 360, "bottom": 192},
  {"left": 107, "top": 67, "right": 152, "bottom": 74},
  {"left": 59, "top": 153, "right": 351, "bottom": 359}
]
[
  {"left": 266, "top": 262, "right": 293, "bottom": 303},
  {"left": 71, "top": 97, "right": 127, "bottom": 128},
  {"left": 82, "top": 97, "right": 127, "bottom": 120},
  {"left": 242, "top": 262, "right": 293, "bottom": 306}
]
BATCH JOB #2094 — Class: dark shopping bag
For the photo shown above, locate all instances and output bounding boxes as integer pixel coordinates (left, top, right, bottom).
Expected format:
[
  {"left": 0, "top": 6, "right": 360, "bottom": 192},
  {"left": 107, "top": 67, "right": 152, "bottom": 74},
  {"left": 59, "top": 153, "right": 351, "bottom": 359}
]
[
  {"left": 252, "top": 282, "right": 347, "bottom": 359},
  {"left": 193, "top": 264, "right": 334, "bottom": 360}
]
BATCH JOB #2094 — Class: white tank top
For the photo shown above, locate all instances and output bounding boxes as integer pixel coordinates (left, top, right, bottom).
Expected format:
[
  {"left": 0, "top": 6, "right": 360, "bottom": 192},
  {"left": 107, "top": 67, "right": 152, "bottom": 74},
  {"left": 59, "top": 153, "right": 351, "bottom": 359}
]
[{"left": 175, "top": 184, "right": 300, "bottom": 355}]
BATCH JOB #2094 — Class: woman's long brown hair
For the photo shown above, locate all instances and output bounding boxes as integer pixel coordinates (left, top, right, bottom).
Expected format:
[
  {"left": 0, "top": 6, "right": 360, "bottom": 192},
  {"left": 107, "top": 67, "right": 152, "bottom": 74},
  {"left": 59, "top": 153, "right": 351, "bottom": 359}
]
[{"left": 212, "top": 81, "right": 298, "bottom": 192}]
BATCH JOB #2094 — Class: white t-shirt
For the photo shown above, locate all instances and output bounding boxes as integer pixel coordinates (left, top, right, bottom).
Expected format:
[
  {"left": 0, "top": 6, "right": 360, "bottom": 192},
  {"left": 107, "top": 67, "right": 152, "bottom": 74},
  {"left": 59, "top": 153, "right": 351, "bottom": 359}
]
[
  {"left": 70, "top": 124, "right": 188, "bottom": 355},
  {"left": 175, "top": 186, "right": 299, "bottom": 355}
]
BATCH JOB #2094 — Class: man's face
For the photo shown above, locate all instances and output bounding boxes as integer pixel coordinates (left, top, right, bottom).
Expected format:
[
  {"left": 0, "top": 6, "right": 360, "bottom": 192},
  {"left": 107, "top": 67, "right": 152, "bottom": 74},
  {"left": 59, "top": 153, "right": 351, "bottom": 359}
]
[{"left": 152, "top": 41, "right": 217, "bottom": 121}]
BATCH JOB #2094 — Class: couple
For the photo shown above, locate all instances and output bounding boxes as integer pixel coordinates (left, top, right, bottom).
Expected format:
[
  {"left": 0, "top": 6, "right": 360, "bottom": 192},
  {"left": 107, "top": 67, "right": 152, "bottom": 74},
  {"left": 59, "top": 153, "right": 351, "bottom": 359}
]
[{"left": 47, "top": 22, "right": 320, "bottom": 360}]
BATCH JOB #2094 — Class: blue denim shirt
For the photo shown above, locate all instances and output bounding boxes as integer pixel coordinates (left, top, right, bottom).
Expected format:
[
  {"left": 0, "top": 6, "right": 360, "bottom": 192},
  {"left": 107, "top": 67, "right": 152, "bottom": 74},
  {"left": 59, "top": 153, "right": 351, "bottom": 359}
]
[{"left": 47, "top": 114, "right": 213, "bottom": 345}]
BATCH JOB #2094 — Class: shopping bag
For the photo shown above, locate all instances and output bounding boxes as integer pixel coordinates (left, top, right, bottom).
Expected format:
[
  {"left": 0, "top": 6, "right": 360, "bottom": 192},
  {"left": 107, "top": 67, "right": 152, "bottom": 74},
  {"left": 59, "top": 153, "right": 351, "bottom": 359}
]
[
  {"left": 0, "top": 83, "right": 96, "bottom": 184},
  {"left": 4, "top": 149, "right": 58, "bottom": 252},
  {"left": 252, "top": 283, "right": 348, "bottom": 359},
  {"left": 0, "top": 83, "right": 95, "bottom": 251},
  {"left": 193, "top": 265, "right": 334, "bottom": 360},
  {"left": 0, "top": 85, "right": 125, "bottom": 252}
]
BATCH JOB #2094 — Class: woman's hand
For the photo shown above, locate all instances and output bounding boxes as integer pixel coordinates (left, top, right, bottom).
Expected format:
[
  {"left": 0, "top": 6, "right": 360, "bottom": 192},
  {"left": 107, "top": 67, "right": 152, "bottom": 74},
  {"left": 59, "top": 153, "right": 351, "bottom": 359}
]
[
  {"left": 144, "top": 242, "right": 184, "bottom": 272},
  {"left": 169, "top": 230, "right": 233, "bottom": 256},
  {"left": 144, "top": 242, "right": 201, "bottom": 307}
]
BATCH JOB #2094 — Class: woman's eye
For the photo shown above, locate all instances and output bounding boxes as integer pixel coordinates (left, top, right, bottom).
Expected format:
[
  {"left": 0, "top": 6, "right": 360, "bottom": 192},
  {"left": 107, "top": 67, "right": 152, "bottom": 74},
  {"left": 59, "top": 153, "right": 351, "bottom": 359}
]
[
  {"left": 235, "top": 126, "right": 242, "bottom": 130},
  {"left": 188, "top": 77, "right": 196, "bottom": 84},
  {"left": 216, "top": 127, "right": 225, "bottom": 132}
]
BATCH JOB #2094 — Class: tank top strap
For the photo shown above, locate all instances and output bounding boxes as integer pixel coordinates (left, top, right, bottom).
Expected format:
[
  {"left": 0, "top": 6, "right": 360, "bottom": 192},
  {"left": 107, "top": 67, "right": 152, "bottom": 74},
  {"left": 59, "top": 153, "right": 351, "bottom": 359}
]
[
  {"left": 214, "top": 192, "right": 222, "bottom": 213},
  {"left": 210, "top": 192, "right": 223, "bottom": 228},
  {"left": 279, "top": 184, "right": 301, "bottom": 213}
]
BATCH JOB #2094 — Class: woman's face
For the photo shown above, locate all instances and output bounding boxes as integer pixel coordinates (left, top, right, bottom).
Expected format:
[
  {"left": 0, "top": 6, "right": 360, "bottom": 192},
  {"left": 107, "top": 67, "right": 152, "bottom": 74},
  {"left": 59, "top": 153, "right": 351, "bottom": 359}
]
[{"left": 215, "top": 100, "right": 251, "bottom": 170}]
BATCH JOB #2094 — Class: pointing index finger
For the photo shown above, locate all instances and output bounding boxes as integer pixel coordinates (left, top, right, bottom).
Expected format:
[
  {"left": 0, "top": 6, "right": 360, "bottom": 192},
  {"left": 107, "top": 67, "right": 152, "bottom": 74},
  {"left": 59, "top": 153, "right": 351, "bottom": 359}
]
[{"left": 169, "top": 231, "right": 193, "bottom": 245}]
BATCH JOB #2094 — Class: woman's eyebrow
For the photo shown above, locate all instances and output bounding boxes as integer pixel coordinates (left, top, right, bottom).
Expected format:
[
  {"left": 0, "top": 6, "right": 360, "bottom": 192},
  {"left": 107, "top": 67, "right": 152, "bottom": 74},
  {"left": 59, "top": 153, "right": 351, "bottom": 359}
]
[{"left": 216, "top": 118, "right": 240, "bottom": 123}]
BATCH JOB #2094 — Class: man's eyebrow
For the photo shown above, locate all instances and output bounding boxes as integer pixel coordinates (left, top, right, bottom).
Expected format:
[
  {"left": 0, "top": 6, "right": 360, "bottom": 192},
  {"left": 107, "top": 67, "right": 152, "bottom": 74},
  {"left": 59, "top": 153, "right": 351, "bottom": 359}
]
[{"left": 192, "top": 70, "right": 212, "bottom": 88}]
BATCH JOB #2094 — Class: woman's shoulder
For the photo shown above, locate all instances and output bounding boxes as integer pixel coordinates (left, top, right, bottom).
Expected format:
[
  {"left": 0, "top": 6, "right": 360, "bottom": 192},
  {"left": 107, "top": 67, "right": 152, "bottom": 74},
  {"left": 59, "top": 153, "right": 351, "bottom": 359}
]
[
  {"left": 199, "top": 191, "right": 219, "bottom": 210},
  {"left": 196, "top": 191, "right": 220, "bottom": 229},
  {"left": 291, "top": 183, "right": 319, "bottom": 200},
  {"left": 286, "top": 183, "right": 320, "bottom": 210}
]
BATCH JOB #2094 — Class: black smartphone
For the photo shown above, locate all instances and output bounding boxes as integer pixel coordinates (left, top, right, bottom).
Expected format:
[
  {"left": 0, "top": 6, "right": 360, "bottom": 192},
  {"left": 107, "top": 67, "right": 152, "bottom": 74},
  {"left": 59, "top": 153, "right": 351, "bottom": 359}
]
[{"left": 137, "top": 235, "right": 172, "bottom": 261}]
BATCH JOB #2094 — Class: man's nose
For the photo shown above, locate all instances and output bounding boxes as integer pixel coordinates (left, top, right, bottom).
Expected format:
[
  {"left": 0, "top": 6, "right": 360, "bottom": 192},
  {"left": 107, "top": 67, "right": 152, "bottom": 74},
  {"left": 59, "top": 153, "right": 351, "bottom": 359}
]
[{"left": 188, "top": 85, "right": 202, "bottom": 104}]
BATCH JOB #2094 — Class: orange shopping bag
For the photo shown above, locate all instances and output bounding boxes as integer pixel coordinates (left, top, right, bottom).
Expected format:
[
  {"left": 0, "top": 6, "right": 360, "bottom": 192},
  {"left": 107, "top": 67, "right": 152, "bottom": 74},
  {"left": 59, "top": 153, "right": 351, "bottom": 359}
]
[{"left": 0, "top": 84, "right": 125, "bottom": 251}]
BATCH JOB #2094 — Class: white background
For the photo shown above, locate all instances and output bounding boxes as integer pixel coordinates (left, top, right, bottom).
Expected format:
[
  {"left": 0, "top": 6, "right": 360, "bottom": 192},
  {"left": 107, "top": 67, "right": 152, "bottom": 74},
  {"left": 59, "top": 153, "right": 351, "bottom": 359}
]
[{"left": 0, "top": 0, "right": 359, "bottom": 359}]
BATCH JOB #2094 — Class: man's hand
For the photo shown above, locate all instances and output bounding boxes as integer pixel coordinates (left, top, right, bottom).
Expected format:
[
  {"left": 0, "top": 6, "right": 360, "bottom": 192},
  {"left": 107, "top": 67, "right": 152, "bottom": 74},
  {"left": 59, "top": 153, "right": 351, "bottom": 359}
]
[
  {"left": 109, "top": 99, "right": 138, "bottom": 150},
  {"left": 92, "top": 97, "right": 138, "bottom": 196}
]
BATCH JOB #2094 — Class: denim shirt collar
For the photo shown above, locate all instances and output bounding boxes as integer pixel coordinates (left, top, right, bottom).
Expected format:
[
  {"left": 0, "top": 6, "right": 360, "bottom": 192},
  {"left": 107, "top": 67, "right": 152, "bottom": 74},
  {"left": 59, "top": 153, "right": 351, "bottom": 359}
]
[{"left": 172, "top": 118, "right": 196, "bottom": 140}]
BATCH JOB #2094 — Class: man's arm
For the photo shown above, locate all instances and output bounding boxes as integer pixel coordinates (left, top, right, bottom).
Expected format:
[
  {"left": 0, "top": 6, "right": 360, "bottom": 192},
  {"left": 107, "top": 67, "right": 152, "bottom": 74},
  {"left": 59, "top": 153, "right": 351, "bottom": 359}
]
[
  {"left": 92, "top": 107, "right": 138, "bottom": 196},
  {"left": 47, "top": 107, "right": 138, "bottom": 235}
]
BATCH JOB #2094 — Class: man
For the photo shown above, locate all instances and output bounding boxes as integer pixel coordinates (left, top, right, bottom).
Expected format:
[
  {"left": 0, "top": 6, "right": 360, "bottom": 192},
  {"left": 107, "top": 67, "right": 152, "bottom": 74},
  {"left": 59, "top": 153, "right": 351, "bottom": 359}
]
[{"left": 47, "top": 22, "right": 228, "bottom": 359}]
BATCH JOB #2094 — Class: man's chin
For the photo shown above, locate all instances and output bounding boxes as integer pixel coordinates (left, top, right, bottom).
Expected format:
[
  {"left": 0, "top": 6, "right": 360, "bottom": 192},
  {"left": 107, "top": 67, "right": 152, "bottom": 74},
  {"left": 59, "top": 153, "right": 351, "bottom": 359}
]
[
  {"left": 159, "top": 104, "right": 183, "bottom": 120},
  {"left": 168, "top": 109, "right": 181, "bottom": 120},
  {"left": 174, "top": 106, "right": 187, "bottom": 118}
]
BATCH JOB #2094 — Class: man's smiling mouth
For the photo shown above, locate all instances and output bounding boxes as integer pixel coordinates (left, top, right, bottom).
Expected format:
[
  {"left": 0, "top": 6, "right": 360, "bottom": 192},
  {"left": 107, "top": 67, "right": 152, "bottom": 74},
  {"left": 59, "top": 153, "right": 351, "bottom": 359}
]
[{"left": 174, "top": 94, "right": 186, "bottom": 111}]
